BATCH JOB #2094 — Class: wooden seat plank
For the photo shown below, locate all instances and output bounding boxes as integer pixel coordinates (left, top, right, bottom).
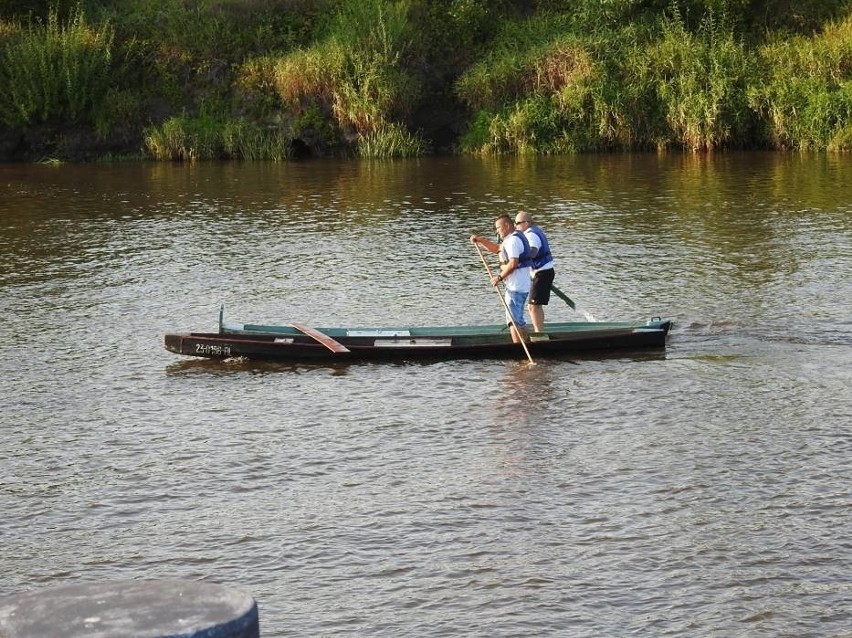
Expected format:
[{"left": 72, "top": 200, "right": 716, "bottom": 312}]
[{"left": 291, "top": 323, "right": 351, "bottom": 353}]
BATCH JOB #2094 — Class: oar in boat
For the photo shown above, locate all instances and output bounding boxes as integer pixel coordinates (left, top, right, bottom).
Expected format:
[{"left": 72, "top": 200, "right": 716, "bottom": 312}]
[
  {"left": 473, "top": 242, "right": 536, "bottom": 365},
  {"left": 551, "top": 283, "right": 597, "bottom": 322}
]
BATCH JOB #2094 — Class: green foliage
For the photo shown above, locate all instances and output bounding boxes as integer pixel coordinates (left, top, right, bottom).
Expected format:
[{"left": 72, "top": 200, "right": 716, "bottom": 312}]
[
  {"left": 294, "top": 103, "right": 341, "bottom": 149},
  {"left": 828, "top": 121, "right": 852, "bottom": 151},
  {"left": 457, "top": 7, "right": 765, "bottom": 154},
  {"left": 270, "top": 0, "right": 421, "bottom": 146},
  {"left": 584, "top": 28, "right": 667, "bottom": 149},
  {"left": 456, "top": 14, "right": 641, "bottom": 153},
  {"left": 144, "top": 112, "right": 294, "bottom": 160},
  {"left": 459, "top": 109, "right": 497, "bottom": 153},
  {"left": 2, "top": 0, "right": 850, "bottom": 160},
  {"left": 723, "top": 0, "right": 850, "bottom": 35},
  {"left": 648, "top": 8, "right": 756, "bottom": 150},
  {"left": 455, "top": 12, "right": 577, "bottom": 110},
  {"left": 408, "top": 0, "right": 505, "bottom": 67},
  {"left": 534, "top": 0, "right": 651, "bottom": 32},
  {"left": 494, "top": 96, "right": 572, "bottom": 154},
  {"left": 233, "top": 55, "right": 282, "bottom": 120},
  {"left": 98, "top": 0, "right": 316, "bottom": 61},
  {"left": 0, "top": 5, "right": 114, "bottom": 128},
  {"left": 325, "top": 0, "right": 412, "bottom": 61},
  {"left": 144, "top": 113, "right": 220, "bottom": 160},
  {"left": 93, "top": 0, "right": 324, "bottom": 141},
  {"left": 0, "top": 0, "right": 99, "bottom": 21},
  {"left": 222, "top": 119, "right": 294, "bottom": 160},
  {"left": 357, "top": 122, "right": 429, "bottom": 157},
  {"left": 749, "top": 15, "right": 852, "bottom": 149}
]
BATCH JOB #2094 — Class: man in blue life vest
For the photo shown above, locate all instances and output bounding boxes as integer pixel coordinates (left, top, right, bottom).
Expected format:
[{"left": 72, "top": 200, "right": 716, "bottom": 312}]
[
  {"left": 514, "top": 210, "right": 555, "bottom": 334},
  {"left": 470, "top": 214, "right": 533, "bottom": 343}
]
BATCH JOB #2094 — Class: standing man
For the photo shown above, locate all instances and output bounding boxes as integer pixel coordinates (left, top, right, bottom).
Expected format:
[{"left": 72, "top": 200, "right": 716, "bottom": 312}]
[
  {"left": 470, "top": 214, "right": 533, "bottom": 343},
  {"left": 514, "top": 210, "right": 554, "bottom": 333}
]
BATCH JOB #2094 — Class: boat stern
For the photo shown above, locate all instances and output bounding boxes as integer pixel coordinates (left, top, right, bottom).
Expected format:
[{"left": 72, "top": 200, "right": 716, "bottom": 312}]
[{"left": 164, "top": 333, "right": 185, "bottom": 355}]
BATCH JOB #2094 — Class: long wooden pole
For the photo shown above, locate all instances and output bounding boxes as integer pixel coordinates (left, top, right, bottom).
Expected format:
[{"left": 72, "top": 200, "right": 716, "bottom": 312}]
[{"left": 473, "top": 242, "right": 535, "bottom": 365}]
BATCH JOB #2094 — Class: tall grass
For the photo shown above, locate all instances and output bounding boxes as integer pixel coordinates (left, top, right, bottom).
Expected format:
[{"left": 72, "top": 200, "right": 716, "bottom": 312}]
[
  {"left": 457, "top": 9, "right": 759, "bottom": 154},
  {"left": 144, "top": 114, "right": 293, "bottom": 161},
  {"left": 3, "top": 0, "right": 851, "bottom": 160},
  {"left": 0, "top": 5, "right": 113, "bottom": 128},
  {"left": 357, "top": 122, "right": 428, "bottom": 157},
  {"left": 647, "top": 9, "right": 755, "bottom": 151},
  {"left": 265, "top": 0, "right": 423, "bottom": 152},
  {"left": 749, "top": 15, "right": 852, "bottom": 150},
  {"left": 455, "top": 13, "right": 584, "bottom": 111},
  {"left": 97, "top": 0, "right": 314, "bottom": 60},
  {"left": 456, "top": 14, "right": 601, "bottom": 154}
]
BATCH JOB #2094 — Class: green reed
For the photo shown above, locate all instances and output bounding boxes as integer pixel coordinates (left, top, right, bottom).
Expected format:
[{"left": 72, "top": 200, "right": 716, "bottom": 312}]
[
  {"left": 144, "top": 113, "right": 293, "bottom": 161},
  {"left": 749, "top": 14, "right": 852, "bottom": 150},
  {"left": 457, "top": 9, "right": 761, "bottom": 154},
  {"left": 222, "top": 119, "right": 293, "bottom": 161},
  {"left": 647, "top": 9, "right": 755, "bottom": 151},
  {"left": 266, "top": 0, "right": 423, "bottom": 153},
  {"left": 357, "top": 122, "right": 428, "bottom": 158},
  {"left": 0, "top": 4, "right": 113, "bottom": 128}
]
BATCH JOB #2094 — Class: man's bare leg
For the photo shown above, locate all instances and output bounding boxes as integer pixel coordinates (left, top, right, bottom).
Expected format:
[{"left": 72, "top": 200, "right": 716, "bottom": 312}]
[{"left": 529, "top": 304, "right": 545, "bottom": 333}]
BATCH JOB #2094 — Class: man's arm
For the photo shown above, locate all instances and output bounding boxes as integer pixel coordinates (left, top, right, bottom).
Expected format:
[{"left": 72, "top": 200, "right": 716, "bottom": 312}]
[
  {"left": 470, "top": 234, "right": 499, "bottom": 254},
  {"left": 525, "top": 231, "right": 541, "bottom": 258}
]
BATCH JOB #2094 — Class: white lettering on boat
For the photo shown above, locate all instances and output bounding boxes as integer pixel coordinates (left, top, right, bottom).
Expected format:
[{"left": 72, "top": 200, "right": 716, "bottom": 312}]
[{"left": 195, "top": 343, "right": 232, "bottom": 356}]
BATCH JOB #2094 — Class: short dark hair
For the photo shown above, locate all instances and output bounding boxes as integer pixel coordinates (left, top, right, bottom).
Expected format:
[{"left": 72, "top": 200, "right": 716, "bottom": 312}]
[{"left": 495, "top": 214, "right": 513, "bottom": 225}]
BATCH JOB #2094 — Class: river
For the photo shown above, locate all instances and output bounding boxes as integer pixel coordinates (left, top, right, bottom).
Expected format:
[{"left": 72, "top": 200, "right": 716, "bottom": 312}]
[{"left": 1, "top": 154, "right": 850, "bottom": 636}]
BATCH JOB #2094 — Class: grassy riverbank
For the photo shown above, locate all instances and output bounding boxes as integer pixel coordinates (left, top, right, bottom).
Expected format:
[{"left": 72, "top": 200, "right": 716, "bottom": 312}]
[{"left": 0, "top": 0, "right": 850, "bottom": 161}]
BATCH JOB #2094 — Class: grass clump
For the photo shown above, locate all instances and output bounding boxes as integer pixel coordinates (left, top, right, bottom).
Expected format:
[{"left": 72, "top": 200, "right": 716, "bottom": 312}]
[
  {"left": 144, "top": 113, "right": 293, "bottom": 161},
  {"left": 0, "top": 5, "right": 113, "bottom": 128},
  {"left": 456, "top": 13, "right": 602, "bottom": 154},
  {"left": 265, "top": 0, "right": 424, "bottom": 155},
  {"left": 357, "top": 122, "right": 428, "bottom": 157},
  {"left": 457, "top": 8, "right": 761, "bottom": 154},
  {"left": 749, "top": 14, "right": 852, "bottom": 150},
  {"left": 647, "top": 8, "right": 755, "bottom": 151}
]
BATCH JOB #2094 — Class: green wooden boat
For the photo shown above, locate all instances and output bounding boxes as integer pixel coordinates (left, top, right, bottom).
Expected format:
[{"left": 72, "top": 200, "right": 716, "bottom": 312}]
[{"left": 163, "top": 307, "right": 673, "bottom": 363}]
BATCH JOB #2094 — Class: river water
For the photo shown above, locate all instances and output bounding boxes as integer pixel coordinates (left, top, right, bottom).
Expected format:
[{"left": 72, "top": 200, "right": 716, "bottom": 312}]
[{"left": 1, "top": 154, "right": 849, "bottom": 637}]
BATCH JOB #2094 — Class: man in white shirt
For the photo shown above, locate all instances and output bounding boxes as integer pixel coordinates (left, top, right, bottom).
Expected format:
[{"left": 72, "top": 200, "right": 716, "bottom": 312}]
[{"left": 470, "top": 214, "right": 533, "bottom": 343}]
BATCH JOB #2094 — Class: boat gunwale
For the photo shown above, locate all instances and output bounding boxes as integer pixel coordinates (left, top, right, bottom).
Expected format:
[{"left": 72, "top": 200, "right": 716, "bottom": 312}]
[{"left": 220, "top": 319, "right": 667, "bottom": 339}]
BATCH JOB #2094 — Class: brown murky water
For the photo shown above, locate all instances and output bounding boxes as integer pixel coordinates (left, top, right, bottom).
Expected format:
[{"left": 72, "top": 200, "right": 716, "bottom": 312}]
[{"left": 1, "top": 154, "right": 850, "bottom": 636}]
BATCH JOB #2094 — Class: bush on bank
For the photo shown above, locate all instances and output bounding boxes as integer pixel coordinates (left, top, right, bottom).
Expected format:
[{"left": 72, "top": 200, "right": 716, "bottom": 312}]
[
  {"left": 456, "top": 7, "right": 851, "bottom": 153},
  {"left": 0, "top": 0, "right": 849, "bottom": 161},
  {"left": 750, "top": 15, "right": 852, "bottom": 150},
  {"left": 0, "top": 7, "right": 113, "bottom": 130}
]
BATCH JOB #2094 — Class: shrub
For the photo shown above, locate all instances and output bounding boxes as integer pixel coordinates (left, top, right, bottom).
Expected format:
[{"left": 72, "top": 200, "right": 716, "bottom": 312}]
[
  {"left": 749, "top": 15, "right": 852, "bottom": 149},
  {"left": 0, "top": 5, "right": 113, "bottom": 128},
  {"left": 647, "top": 9, "right": 756, "bottom": 150},
  {"left": 144, "top": 113, "right": 294, "bottom": 161},
  {"left": 357, "top": 121, "right": 428, "bottom": 157},
  {"left": 270, "top": 0, "right": 421, "bottom": 146}
]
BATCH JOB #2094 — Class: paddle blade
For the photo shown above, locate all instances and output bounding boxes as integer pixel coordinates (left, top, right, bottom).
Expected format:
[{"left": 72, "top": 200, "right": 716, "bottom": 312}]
[{"left": 551, "top": 285, "right": 576, "bottom": 309}]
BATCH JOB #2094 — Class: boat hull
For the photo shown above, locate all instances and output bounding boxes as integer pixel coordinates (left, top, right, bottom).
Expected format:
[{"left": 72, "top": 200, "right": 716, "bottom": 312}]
[{"left": 164, "top": 319, "right": 672, "bottom": 363}]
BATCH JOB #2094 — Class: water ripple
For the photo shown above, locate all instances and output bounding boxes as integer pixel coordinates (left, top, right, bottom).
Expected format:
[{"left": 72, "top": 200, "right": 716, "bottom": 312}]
[{"left": 1, "top": 158, "right": 850, "bottom": 637}]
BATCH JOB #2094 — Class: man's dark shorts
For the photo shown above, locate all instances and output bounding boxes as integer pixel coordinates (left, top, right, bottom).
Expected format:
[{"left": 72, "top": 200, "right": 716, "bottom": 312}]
[{"left": 528, "top": 268, "right": 555, "bottom": 305}]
